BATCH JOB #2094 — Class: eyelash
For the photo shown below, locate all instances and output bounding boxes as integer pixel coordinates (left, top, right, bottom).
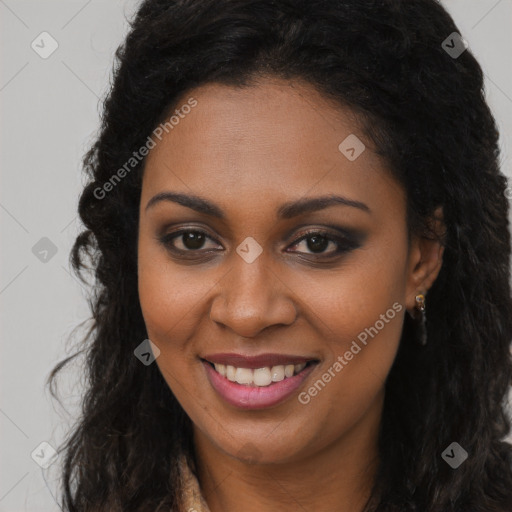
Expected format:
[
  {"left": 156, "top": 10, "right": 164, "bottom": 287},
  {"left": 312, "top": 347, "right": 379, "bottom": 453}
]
[{"left": 158, "top": 227, "right": 361, "bottom": 260}]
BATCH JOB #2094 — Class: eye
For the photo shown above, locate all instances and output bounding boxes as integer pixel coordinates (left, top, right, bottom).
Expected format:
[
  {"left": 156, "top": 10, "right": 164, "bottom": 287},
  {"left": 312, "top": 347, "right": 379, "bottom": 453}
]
[
  {"left": 287, "top": 230, "right": 359, "bottom": 257},
  {"left": 159, "top": 229, "right": 221, "bottom": 254}
]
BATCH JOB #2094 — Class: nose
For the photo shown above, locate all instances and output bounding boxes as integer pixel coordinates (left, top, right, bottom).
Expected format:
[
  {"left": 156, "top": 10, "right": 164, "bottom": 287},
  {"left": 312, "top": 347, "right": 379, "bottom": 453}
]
[{"left": 209, "top": 254, "right": 297, "bottom": 338}]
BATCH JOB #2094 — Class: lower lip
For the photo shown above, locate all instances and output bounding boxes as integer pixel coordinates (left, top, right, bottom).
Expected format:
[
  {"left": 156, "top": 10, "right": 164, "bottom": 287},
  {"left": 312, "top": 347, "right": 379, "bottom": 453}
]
[{"left": 202, "top": 361, "right": 317, "bottom": 410}]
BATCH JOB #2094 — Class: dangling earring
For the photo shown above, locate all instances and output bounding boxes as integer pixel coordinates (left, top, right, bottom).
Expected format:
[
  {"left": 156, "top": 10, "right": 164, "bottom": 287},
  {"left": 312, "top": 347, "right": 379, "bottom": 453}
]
[{"left": 408, "top": 293, "right": 427, "bottom": 346}]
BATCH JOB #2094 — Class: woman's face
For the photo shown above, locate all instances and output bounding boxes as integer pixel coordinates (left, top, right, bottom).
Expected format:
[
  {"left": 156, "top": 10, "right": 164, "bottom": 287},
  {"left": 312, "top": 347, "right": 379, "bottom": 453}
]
[{"left": 138, "top": 77, "right": 434, "bottom": 464}]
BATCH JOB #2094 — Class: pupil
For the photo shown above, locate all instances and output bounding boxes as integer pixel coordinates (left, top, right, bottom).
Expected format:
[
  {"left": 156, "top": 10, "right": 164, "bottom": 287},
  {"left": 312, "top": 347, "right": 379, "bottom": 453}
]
[
  {"left": 307, "top": 235, "right": 328, "bottom": 253},
  {"left": 184, "top": 232, "right": 205, "bottom": 250}
]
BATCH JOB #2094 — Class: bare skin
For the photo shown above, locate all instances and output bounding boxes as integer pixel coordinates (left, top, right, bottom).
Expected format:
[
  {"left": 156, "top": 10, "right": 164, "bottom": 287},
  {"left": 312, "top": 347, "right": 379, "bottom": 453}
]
[{"left": 137, "top": 77, "right": 444, "bottom": 512}]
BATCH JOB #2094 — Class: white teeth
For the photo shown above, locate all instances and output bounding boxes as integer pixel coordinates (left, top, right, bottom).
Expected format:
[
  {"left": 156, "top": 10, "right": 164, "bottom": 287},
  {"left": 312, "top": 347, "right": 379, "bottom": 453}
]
[
  {"left": 271, "top": 365, "right": 285, "bottom": 382},
  {"left": 294, "top": 363, "right": 307, "bottom": 373},
  {"left": 226, "top": 365, "right": 236, "bottom": 382},
  {"left": 253, "top": 367, "right": 272, "bottom": 386},
  {"left": 215, "top": 363, "right": 226, "bottom": 377},
  {"left": 235, "top": 367, "right": 253, "bottom": 385},
  {"left": 211, "top": 362, "right": 309, "bottom": 387},
  {"left": 284, "top": 364, "right": 295, "bottom": 378}
]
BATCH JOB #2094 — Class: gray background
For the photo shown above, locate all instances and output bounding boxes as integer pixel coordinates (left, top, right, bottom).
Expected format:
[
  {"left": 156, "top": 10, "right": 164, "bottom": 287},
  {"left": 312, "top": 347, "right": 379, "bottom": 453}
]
[{"left": 1, "top": 1, "right": 511, "bottom": 510}]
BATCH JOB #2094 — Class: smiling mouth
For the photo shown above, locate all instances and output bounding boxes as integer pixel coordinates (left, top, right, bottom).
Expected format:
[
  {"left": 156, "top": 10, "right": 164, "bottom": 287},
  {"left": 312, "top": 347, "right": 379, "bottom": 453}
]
[{"left": 202, "top": 359, "right": 318, "bottom": 387}]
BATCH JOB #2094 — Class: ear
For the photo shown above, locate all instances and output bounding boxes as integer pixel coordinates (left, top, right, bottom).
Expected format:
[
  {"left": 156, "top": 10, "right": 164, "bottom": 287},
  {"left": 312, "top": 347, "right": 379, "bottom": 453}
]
[{"left": 405, "top": 206, "right": 445, "bottom": 312}]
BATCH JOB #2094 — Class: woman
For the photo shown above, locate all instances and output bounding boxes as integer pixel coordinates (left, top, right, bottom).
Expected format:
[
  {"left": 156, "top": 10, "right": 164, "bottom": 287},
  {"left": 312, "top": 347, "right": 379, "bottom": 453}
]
[{"left": 48, "top": 0, "right": 512, "bottom": 510}]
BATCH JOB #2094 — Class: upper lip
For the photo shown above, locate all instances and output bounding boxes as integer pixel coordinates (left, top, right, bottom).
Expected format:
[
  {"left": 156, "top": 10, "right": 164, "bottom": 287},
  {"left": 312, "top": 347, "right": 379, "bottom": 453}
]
[{"left": 202, "top": 353, "right": 318, "bottom": 369}]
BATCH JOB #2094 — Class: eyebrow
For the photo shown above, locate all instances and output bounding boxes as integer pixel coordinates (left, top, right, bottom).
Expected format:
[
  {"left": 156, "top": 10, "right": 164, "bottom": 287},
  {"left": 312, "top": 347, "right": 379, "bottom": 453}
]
[{"left": 144, "top": 191, "right": 371, "bottom": 218}]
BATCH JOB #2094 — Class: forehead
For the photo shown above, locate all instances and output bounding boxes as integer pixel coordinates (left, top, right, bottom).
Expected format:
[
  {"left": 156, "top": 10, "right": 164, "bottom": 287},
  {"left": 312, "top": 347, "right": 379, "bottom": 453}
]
[{"left": 141, "top": 77, "right": 403, "bottom": 220}]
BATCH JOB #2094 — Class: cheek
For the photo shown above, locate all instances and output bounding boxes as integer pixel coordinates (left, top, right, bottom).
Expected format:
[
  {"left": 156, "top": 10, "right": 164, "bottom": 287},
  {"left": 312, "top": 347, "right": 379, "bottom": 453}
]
[
  {"left": 137, "top": 241, "right": 207, "bottom": 408},
  {"left": 137, "top": 232, "right": 201, "bottom": 348},
  {"left": 293, "top": 286, "right": 405, "bottom": 450},
  {"left": 304, "top": 240, "right": 407, "bottom": 343},
  {"left": 296, "top": 236, "right": 408, "bottom": 406}
]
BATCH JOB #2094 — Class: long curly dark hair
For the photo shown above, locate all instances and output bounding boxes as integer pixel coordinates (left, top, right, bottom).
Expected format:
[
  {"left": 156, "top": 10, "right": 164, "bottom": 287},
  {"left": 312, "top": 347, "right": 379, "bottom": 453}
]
[{"left": 48, "top": 0, "right": 512, "bottom": 510}]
